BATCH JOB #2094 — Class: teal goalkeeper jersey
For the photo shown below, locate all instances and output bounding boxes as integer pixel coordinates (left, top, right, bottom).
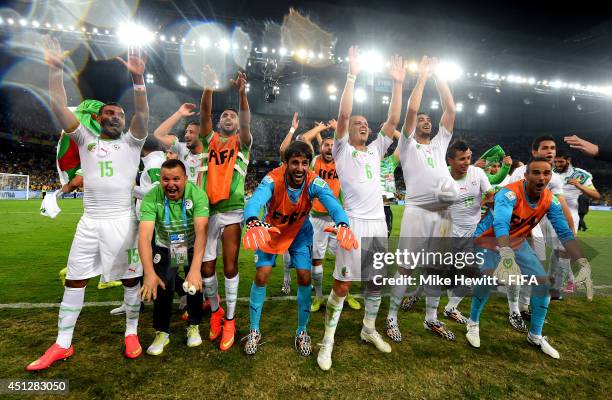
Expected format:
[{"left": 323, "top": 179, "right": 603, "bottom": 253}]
[{"left": 140, "top": 181, "right": 209, "bottom": 248}]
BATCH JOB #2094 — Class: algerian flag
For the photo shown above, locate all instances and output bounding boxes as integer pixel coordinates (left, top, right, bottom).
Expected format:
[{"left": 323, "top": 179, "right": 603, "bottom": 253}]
[
  {"left": 479, "top": 145, "right": 505, "bottom": 168},
  {"left": 56, "top": 99, "right": 104, "bottom": 184}
]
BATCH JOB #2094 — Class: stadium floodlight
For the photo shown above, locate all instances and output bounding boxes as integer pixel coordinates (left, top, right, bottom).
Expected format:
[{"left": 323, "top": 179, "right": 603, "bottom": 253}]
[
  {"left": 296, "top": 49, "right": 307, "bottom": 60},
  {"left": 81, "top": 26, "right": 86, "bottom": 32},
  {"left": 528, "top": 77, "right": 536, "bottom": 85},
  {"left": 245, "top": 83, "right": 251, "bottom": 93},
  {"left": 318, "top": 52, "right": 324, "bottom": 59},
  {"left": 19, "top": 18, "right": 28, "bottom": 26},
  {"left": 32, "top": 20, "right": 40, "bottom": 28},
  {"left": 57, "top": 23, "right": 64, "bottom": 30},
  {"left": 279, "top": 47, "right": 287, "bottom": 56},
  {"left": 327, "top": 84, "right": 337, "bottom": 94},
  {"left": 360, "top": 50, "right": 384, "bottom": 73},
  {"left": 177, "top": 74, "right": 188, "bottom": 87},
  {"left": 7, "top": 18, "right": 14, "bottom": 25},
  {"left": 117, "top": 23, "right": 154, "bottom": 47},
  {"left": 170, "top": 36, "right": 176, "bottom": 43},
  {"left": 145, "top": 73, "right": 154, "bottom": 84},
  {"left": 308, "top": 50, "right": 315, "bottom": 59},
  {"left": 92, "top": 27, "right": 98, "bottom": 34},
  {"left": 477, "top": 104, "right": 487, "bottom": 114},
  {"left": 69, "top": 25, "right": 75, "bottom": 31},
  {"left": 262, "top": 46, "right": 268, "bottom": 53},
  {"left": 45, "top": 22, "right": 51, "bottom": 28},
  {"left": 219, "top": 38, "right": 231, "bottom": 52},
  {"left": 299, "top": 85, "right": 311, "bottom": 101},
  {"left": 431, "top": 100, "right": 439, "bottom": 110},
  {"left": 271, "top": 48, "right": 276, "bottom": 54},
  {"left": 382, "top": 95, "right": 390, "bottom": 105},
  {"left": 354, "top": 87, "right": 367, "bottom": 103},
  {"left": 456, "top": 102, "right": 463, "bottom": 112},
  {"left": 436, "top": 61, "right": 463, "bottom": 81},
  {"left": 199, "top": 37, "right": 210, "bottom": 49},
  {"left": 329, "top": 94, "right": 337, "bottom": 101},
  {"left": 550, "top": 80, "right": 562, "bottom": 89},
  {"left": 408, "top": 62, "right": 418, "bottom": 72}
]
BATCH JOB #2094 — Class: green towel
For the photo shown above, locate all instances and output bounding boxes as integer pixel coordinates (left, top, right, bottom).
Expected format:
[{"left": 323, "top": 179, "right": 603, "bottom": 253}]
[
  {"left": 57, "top": 99, "right": 105, "bottom": 181},
  {"left": 479, "top": 145, "right": 505, "bottom": 167}
]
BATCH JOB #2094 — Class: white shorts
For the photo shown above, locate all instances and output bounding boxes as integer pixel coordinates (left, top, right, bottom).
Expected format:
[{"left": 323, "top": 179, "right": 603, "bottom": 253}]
[
  {"left": 397, "top": 206, "right": 452, "bottom": 269},
  {"left": 333, "top": 217, "right": 387, "bottom": 282},
  {"left": 531, "top": 216, "right": 565, "bottom": 261},
  {"left": 203, "top": 210, "right": 244, "bottom": 262},
  {"left": 66, "top": 215, "right": 142, "bottom": 281},
  {"left": 311, "top": 215, "right": 339, "bottom": 260}
]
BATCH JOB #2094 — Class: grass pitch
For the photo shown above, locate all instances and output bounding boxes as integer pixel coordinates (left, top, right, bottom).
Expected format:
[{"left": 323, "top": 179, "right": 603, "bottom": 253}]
[{"left": 0, "top": 200, "right": 610, "bottom": 399}]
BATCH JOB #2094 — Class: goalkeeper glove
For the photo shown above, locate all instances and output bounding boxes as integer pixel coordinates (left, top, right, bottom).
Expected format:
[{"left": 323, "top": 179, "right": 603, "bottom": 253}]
[
  {"left": 494, "top": 247, "right": 521, "bottom": 285},
  {"left": 242, "top": 219, "right": 280, "bottom": 251}
]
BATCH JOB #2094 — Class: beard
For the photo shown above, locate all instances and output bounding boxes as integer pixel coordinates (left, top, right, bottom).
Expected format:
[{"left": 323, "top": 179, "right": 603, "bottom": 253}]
[{"left": 101, "top": 120, "right": 122, "bottom": 139}]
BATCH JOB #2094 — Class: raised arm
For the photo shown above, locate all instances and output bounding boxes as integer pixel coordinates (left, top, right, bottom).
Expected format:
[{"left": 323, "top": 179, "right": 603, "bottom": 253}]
[
  {"left": 301, "top": 121, "right": 328, "bottom": 146},
  {"left": 381, "top": 55, "right": 406, "bottom": 138},
  {"left": 402, "top": 56, "right": 431, "bottom": 137},
  {"left": 279, "top": 112, "right": 299, "bottom": 160},
  {"left": 115, "top": 50, "right": 149, "bottom": 139},
  {"left": 43, "top": 36, "right": 79, "bottom": 133},
  {"left": 231, "top": 71, "right": 252, "bottom": 147},
  {"left": 199, "top": 65, "right": 217, "bottom": 140},
  {"left": 154, "top": 103, "right": 197, "bottom": 147},
  {"left": 433, "top": 59, "right": 456, "bottom": 133},
  {"left": 336, "top": 46, "right": 360, "bottom": 140}
]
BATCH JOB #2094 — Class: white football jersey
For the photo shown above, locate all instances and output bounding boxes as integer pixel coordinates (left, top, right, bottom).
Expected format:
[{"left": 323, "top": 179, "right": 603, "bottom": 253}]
[
  {"left": 69, "top": 124, "right": 144, "bottom": 218},
  {"left": 399, "top": 125, "right": 458, "bottom": 208},
  {"left": 556, "top": 165, "right": 594, "bottom": 211},
  {"left": 449, "top": 166, "right": 492, "bottom": 233},
  {"left": 171, "top": 140, "right": 204, "bottom": 183},
  {"left": 333, "top": 133, "right": 392, "bottom": 219}
]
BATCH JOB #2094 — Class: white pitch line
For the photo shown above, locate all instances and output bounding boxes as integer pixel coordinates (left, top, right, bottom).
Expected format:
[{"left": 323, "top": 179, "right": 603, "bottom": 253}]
[
  {"left": 0, "top": 289, "right": 610, "bottom": 310},
  {"left": 0, "top": 295, "right": 300, "bottom": 310}
]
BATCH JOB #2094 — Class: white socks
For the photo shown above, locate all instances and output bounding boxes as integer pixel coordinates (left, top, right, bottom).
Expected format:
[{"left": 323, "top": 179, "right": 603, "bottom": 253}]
[
  {"left": 312, "top": 265, "right": 323, "bottom": 299},
  {"left": 124, "top": 283, "right": 141, "bottom": 336},
  {"left": 323, "top": 290, "right": 345, "bottom": 342},
  {"left": 225, "top": 274, "right": 239, "bottom": 320},
  {"left": 204, "top": 275, "right": 220, "bottom": 311},
  {"left": 56, "top": 287, "right": 85, "bottom": 348}
]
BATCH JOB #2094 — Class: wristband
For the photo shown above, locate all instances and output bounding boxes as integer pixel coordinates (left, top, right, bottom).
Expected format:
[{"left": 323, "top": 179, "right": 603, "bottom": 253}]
[
  {"left": 346, "top": 73, "right": 356, "bottom": 82},
  {"left": 133, "top": 84, "right": 146, "bottom": 92},
  {"left": 289, "top": 127, "right": 296, "bottom": 134}
]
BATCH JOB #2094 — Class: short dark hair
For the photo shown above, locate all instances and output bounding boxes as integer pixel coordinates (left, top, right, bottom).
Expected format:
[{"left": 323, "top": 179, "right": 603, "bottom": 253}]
[
  {"left": 184, "top": 120, "right": 200, "bottom": 131},
  {"left": 531, "top": 135, "right": 555, "bottom": 151},
  {"left": 284, "top": 140, "right": 313, "bottom": 163},
  {"left": 555, "top": 149, "right": 571, "bottom": 159},
  {"left": 321, "top": 132, "right": 334, "bottom": 142},
  {"left": 417, "top": 112, "right": 430, "bottom": 118},
  {"left": 99, "top": 102, "right": 123, "bottom": 115},
  {"left": 526, "top": 157, "right": 551, "bottom": 172},
  {"left": 222, "top": 108, "right": 239, "bottom": 116},
  {"left": 509, "top": 159, "right": 522, "bottom": 175},
  {"left": 447, "top": 139, "right": 470, "bottom": 159},
  {"left": 161, "top": 159, "right": 187, "bottom": 175}
]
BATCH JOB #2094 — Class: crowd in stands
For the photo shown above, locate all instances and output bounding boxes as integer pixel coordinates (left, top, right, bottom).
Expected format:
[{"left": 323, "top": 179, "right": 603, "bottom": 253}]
[{"left": 1, "top": 111, "right": 611, "bottom": 204}]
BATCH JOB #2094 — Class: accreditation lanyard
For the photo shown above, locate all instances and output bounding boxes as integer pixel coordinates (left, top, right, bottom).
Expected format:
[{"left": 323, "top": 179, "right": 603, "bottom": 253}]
[{"left": 164, "top": 196, "right": 188, "bottom": 268}]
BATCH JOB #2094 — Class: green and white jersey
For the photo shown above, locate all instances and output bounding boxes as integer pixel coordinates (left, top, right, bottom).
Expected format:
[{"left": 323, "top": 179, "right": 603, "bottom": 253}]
[
  {"left": 449, "top": 165, "right": 492, "bottom": 234},
  {"left": 140, "top": 181, "right": 209, "bottom": 248},
  {"left": 68, "top": 124, "right": 144, "bottom": 218},
  {"left": 171, "top": 139, "right": 205, "bottom": 183},
  {"left": 380, "top": 155, "right": 400, "bottom": 199},
  {"left": 556, "top": 165, "right": 594, "bottom": 211},
  {"left": 200, "top": 131, "right": 251, "bottom": 215},
  {"left": 332, "top": 131, "right": 392, "bottom": 220},
  {"left": 134, "top": 150, "right": 166, "bottom": 218}
]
